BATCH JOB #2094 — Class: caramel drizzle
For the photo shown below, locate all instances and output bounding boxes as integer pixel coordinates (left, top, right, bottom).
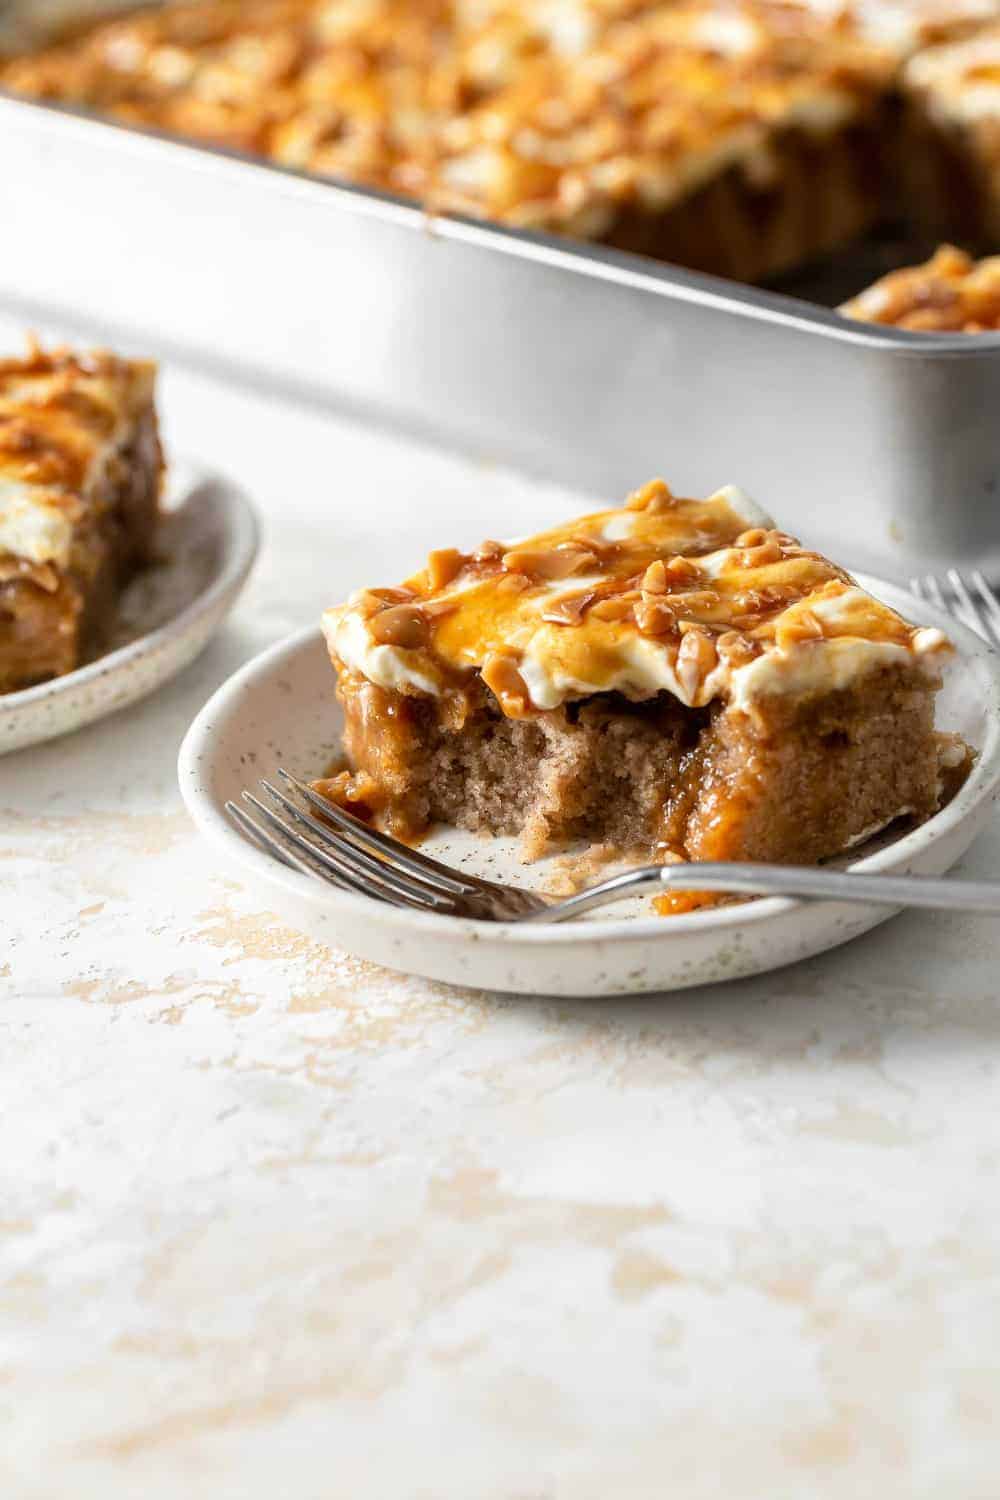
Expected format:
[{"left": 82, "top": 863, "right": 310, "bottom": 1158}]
[{"left": 345, "top": 479, "right": 883, "bottom": 718}]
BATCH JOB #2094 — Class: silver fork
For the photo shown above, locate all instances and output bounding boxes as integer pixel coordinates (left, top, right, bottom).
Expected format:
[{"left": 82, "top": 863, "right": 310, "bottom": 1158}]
[
  {"left": 909, "top": 567, "right": 1000, "bottom": 648},
  {"left": 224, "top": 765, "right": 1000, "bottom": 922}
]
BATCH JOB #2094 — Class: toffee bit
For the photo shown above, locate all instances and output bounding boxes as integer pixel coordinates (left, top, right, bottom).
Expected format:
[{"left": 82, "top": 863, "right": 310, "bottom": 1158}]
[
  {"left": 731, "top": 584, "right": 792, "bottom": 619},
  {"left": 368, "top": 603, "right": 429, "bottom": 649},
  {"left": 474, "top": 539, "right": 505, "bottom": 562},
  {"left": 625, "top": 478, "right": 674, "bottom": 513},
  {"left": 735, "top": 528, "right": 769, "bottom": 548},
  {"left": 589, "top": 594, "right": 636, "bottom": 621},
  {"left": 665, "top": 555, "right": 700, "bottom": 581},
  {"left": 422, "top": 597, "right": 460, "bottom": 619},
  {"left": 662, "top": 589, "right": 721, "bottom": 615},
  {"left": 541, "top": 590, "right": 597, "bottom": 625},
  {"left": 568, "top": 531, "right": 619, "bottom": 560},
  {"left": 716, "top": 630, "right": 758, "bottom": 669},
  {"left": 641, "top": 559, "right": 668, "bottom": 593},
  {"left": 675, "top": 627, "right": 718, "bottom": 701},
  {"left": 357, "top": 586, "right": 414, "bottom": 614},
  {"left": 776, "top": 607, "right": 825, "bottom": 646},
  {"left": 634, "top": 596, "right": 678, "bottom": 637},
  {"left": 502, "top": 543, "right": 595, "bottom": 580},
  {"left": 426, "top": 547, "right": 465, "bottom": 591},
  {"left": 496, "top": 571, "right": 532, "bottom": 594},
  {"left": 481, "top": 649, "right": 534, "bottom": 718},
  {"left": 737, "top": 535, "right": 783, "bottom": 568}
]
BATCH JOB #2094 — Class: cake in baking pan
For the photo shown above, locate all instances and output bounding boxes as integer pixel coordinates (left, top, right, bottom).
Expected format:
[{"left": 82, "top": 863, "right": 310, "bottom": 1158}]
[{"left": 6, "top": 0, "right": 1000, "bottom": 285}]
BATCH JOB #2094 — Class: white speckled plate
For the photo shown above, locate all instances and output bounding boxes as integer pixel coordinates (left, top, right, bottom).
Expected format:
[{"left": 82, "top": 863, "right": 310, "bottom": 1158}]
[
  {"left": 1, "top": 463, "right": 258, "bottom": 754},
  {"left": 178, "top": 576, "right": 1000, "bottom": 997}
]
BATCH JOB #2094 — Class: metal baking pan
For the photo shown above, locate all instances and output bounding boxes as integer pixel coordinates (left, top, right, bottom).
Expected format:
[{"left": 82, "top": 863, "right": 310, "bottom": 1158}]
[{"left": 3, "top": 88, "right": 1000, "bottom": 580}]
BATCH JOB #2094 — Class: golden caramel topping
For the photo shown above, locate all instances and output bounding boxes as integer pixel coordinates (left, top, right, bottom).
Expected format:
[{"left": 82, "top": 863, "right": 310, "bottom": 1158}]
[
  {"left": 0, "top": 342, "right": 159, "bottom": 569},
  {"left": 665, "top": 554, "right": 701, "bottom": 581},
  {"left": 641, "top": 558, "right": 668, "bottom": 593},
  {"left": 426, "top": 546, "right": 466, "bottom": 591},
  {"left": 322, "top": 480, "right": 950, "bottom": 718},
  {"left": 634, "top": 594, "right": 678, "bottom": 636},
  {"left": 675, "top": 625, "right": 718, "bottom": 700},
  {"left": 2, "top": 0, "right": 895, "bottom": 234},
  {"left": 501, "top": 541, "right": 597, "bottom": 579},
  {"left": 626, "top": 478, "right": 676, "bottom": 512},
  {"left": 481, "top": 648, "right": 533, "bottom": 717},
  {"left": 367, "top": 602, "right": 430, "bottom": 648},
  {"left": 588, "top": 594, "right": 637, "bottom": 621},
  {"left": 842, "top": 244, "right": 1000, "bottom": 331}
]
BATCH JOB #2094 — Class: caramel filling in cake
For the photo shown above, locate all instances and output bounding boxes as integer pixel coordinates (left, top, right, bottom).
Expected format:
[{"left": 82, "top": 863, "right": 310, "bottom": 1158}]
[
  {"left": 316, "top": 480, "right": 964, "bottom": 904},
  {"left": 0, "top": 343, "right": 163, "bottom": 694}
]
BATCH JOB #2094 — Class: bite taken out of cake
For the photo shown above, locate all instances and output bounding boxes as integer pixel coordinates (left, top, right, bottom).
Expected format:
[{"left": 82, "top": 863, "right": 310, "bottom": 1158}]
[{"left": 314, "top": 479, "right": 969, "bottom": 908}]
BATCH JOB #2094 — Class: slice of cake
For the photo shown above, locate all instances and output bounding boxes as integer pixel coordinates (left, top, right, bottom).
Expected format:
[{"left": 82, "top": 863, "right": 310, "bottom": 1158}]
[
  {"left": 841, "top": 241, "right": 1000, "bottom": 326},
  {"left": 0, "top": 342, "right": 163, "bottom": 693},
  {"left": 901, "top": 24, "right": 1000, "bottom": 245},
  {"left": 315, "top": 480, "right": 962, "bottom": 890}
]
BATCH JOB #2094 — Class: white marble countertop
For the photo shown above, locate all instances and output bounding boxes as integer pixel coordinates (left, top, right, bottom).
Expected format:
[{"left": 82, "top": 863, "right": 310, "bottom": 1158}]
[{"left": 4, "top": 308, "right": 1000, "bottom": 1499}]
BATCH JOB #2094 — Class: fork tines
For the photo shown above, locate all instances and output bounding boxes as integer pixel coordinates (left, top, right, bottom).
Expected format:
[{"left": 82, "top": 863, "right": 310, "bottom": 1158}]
[
  {"left": 909, "top": 568, "right": 1000, "bottom": 649},
  {"left": 225, "top": 770, "right": 546, "bottom": 921}
]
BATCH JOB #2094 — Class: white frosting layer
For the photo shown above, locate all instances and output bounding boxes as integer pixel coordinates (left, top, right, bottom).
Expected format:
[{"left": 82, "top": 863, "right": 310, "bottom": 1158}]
[
  {"left": 906, "top": 31, "right": 1000, "bottom": 122},
  {"left": 0, "top": 359, "right": 151, "bottom": 569},
  {"left": 0, "top": 476, "right": 74, "bottom": 568},
  {"left": 518, "top": 629, "right": 732, "bottom": 710},
  {"left": 326, "top": 583, "right": 945, "bottom": 711},
  {"left": 730, "top": 637, "right": 921, "bottom": 706},
  {"left": 326, "top": 607, "right": 441, "bottom": 696},
  {"left": 709, "top": 485, "right": 774, "bottom": 531},
  {"left": 729, "top": 589, "right": 946, "bottom": 704},
  {"left": 324, "top": 501, "right": 950, "bottom": 715}
]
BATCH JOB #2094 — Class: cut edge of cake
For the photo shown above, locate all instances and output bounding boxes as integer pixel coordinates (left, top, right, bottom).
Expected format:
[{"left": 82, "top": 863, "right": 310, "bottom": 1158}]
[{"left": 313, "top": 479, "right": 969, "bottom": 907}]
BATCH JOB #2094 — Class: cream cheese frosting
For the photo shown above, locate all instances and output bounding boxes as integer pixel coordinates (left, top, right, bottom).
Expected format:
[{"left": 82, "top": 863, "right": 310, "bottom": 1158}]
[
  {"left": 904, "top": 23, "right": 1000, "bottom": 121},
  {"left": 323, "top": 480, "right": 950, "bottom": 716},
  {"left": 0, "top": 347, "right": 156, "bottom": 569}
]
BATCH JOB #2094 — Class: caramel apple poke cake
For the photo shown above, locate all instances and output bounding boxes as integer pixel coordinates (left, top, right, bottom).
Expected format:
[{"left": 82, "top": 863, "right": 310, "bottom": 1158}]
[
  {"left": 12, "top": 0, "right": 1000, "bottom": 284},
  {"left": 315, "top": 480, "right": 969, "bottom": 903},
  {"left": 0, "top": 342, "right": 163, "bottom": 693},
  {"left": 0, "top": 0, "right": 903, "bottom": 282}
]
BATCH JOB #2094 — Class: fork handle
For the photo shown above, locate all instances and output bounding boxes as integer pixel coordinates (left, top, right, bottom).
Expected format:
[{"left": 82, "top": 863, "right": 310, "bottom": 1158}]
[{"left": 529, "top": 862, "right": 1000, "bottom": 923}]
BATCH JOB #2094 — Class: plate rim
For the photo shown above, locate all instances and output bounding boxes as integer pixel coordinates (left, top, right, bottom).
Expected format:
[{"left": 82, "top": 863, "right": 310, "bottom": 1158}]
[
  {"left": 0, "top": 466, "right": 260, "bottom": 716},
  {"left": 178, "top": 572, "right": 1000, "bottom": 947}
]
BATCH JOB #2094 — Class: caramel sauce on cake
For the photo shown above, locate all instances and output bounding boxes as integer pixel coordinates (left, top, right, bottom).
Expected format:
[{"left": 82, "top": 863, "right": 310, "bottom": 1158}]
[
  {"left": 842, "top": 242, "right": 1000, "bottom": 329},
  {"left": 323, "top": 479, "right": 948, "bottom": 719},
  {"left": 317, "top": 478, "right": 962, "bottom": 913},
  {"left": 0, "top": 342, "right": 162, "bottom": 693},
  {"left": 0, "top": 343, "right": 155, "bottom": 499},
  {"left": 2, "top": 0, "right": 894, "bottom": 235}
]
